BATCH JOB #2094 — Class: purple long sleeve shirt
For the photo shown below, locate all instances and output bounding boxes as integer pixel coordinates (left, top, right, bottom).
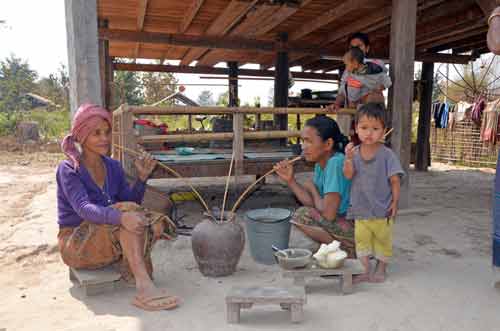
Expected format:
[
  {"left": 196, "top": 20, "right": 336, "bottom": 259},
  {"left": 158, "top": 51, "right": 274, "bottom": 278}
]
[{"left": 56, "top": 156, "right": 146, "bottom": 227}]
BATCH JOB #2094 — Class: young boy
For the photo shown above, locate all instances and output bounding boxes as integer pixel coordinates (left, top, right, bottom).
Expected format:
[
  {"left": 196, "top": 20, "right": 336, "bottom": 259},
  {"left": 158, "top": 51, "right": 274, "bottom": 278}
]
[
  {"left": 343, "top": 103, "right": 404, "bottom": 283},
  {"left": 342, "top": 46, "right": 392, "bottom": 109}
]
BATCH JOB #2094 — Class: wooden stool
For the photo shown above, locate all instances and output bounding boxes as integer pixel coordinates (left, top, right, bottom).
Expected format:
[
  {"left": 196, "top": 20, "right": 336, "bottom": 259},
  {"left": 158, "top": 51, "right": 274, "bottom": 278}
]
[
  {"left": 281, "top": 259, "right": 365, "bottom": 295},
  {"left": 226, "top": 286, "right": 306, "bottom": 324},
  {"left": 69, "top": 266, "right": 121, "bottom": 296}
]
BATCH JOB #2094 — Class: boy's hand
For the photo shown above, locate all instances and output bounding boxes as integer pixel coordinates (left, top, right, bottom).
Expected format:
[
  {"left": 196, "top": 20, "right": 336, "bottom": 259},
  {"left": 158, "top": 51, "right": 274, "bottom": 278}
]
[
  {"left": 388, "top": 200, "right": 398, "bottom": 218},
  {"left": 345, "top": 143, "right": 355, "bottom": 160}
]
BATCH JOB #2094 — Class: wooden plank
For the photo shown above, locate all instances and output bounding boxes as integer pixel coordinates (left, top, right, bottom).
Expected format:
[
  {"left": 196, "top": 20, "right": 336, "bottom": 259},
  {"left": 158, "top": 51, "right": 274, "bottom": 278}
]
[
  {"left": 70, "top": 266, "right": 121, "bottom": 286},
  {"left": 475, "top": 0, "right": 498, "bottom": 16},
  {"left": 389, "top": 0, "right": 418, "bottom": 209},
  {"left": 180, "top": 0, "right": 258, "bottom": 65},
  {"left": 420, "top": 26, "right": 489, "bottom": 51},
  {"left": 128, "top": 105, "right": 357, "bottom": 115},
  {"left": 281, "top": 259, "right": 365, "bottom": 278},
  {"left": 289, "top": 0, "right": 374, "bottom": 41},
  {"left": 100, "top": 28, "right": 338, "bottom": 57},
  {"left": 134, "top": 0, "right": 149, "bottom": 58},
  {"left": 178, "top": 0, "right": 205, "bottom": 33},
  {"left": 113, "top": 62, "right": 340, "bottom": 80},
  {"left": 140, "top": 130, "right": 301, "bottom": 143},
  {"left": 415, "top": 62, "right": 434, "bottom": 171},
  {"left": 226, "top": 286, "right": 306, "bottom": 304},
  {"left": 417, "top": 21, "right": 487, "bottom": 48},
  {"left": 253, "top": 0, "right": 313, "bottom": 36},
  {"left": 65, "top": 0, "right": 102, "bottom": 116}
]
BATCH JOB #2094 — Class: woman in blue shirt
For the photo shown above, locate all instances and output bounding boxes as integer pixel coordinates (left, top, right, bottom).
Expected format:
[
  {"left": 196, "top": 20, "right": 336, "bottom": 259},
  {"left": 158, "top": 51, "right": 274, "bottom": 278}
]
[{"left": 274, "top": 116, "right": 354, "bottom": 256}]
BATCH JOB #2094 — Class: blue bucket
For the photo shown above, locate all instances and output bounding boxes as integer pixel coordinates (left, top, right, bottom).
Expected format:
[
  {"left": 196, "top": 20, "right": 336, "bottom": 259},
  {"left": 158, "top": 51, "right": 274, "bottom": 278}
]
[{"left": 244, "top": 208, "right": 292, "bottom": 265}]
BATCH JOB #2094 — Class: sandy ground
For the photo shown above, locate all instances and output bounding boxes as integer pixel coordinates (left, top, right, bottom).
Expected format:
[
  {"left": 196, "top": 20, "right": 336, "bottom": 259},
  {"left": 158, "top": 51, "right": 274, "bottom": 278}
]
[{"left": 0, "top": 151, "right": 498, "bottom": 331}]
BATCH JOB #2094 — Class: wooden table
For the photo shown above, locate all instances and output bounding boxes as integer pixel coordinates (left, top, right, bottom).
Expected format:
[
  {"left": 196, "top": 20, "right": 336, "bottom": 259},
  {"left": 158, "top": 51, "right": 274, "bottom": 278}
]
[{"left": 281, "top": 259, "right": 365, "bottom": 295}]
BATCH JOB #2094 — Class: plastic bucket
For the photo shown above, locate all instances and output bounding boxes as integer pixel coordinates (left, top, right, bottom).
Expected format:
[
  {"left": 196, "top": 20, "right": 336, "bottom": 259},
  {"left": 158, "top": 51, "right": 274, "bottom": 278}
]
[{"left": 244, "top": 208, "right": 292, "bottom": 265}]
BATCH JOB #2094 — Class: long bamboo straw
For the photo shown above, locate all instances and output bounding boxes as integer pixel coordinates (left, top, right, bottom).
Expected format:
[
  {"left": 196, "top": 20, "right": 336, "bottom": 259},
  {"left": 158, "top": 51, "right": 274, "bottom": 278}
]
[
  {"left": 113, "top": 144, "right": 211, "bottom": 214},
  {"left": 221, "top": 151, "right": 235, "bottom": 222},
  {"left": 230, "top": 155, "right": 303, "bottom": 213},
  {"left": 378, "top": 128, "right": 394, "bottom": 143}
]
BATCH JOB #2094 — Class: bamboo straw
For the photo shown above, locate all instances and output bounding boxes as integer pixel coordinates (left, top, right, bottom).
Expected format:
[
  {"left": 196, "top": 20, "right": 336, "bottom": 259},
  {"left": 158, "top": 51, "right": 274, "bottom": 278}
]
[
  {"left": 221, "top": 151, "right": 235, "bottom": 222},
  {"left": 230, "top": 155, "right": 303, "bottom": 213},
  {"left": 379, "top": 128, "right": 394, "bottom": 143},
  {"left": 112, "top": 144, "right": 211, "bottom": 214}
]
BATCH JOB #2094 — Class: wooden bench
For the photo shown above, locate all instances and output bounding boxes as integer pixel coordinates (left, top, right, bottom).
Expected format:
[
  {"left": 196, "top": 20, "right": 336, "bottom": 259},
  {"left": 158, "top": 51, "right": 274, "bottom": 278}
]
[
  {"left": 281, "top": 259, "right": 365, "bottom": 295},
  {"left": 69, "top": 267, "right": 122, "bottom": 296},
  {"left": 226, "top": 286, "right": 306, "bottom": 324}
]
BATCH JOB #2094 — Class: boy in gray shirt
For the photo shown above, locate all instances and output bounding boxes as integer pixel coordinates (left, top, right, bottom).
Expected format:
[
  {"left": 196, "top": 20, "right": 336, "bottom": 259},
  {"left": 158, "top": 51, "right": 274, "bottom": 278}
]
[{"left": 343, "top": 103, "right": 404, "bottom": 283}]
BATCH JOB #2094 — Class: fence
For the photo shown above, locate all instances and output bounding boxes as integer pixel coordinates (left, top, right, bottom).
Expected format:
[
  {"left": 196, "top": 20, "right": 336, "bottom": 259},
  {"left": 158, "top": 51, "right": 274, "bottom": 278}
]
[{"left": 431, "top": 119, "right": 498, "bottom": 167}]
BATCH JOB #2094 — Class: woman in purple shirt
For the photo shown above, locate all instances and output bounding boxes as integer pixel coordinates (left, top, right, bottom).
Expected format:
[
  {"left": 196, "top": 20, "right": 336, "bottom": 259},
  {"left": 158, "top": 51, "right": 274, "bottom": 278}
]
[{"left": 57, "top": 104, "right": 178, "bottom": 311}]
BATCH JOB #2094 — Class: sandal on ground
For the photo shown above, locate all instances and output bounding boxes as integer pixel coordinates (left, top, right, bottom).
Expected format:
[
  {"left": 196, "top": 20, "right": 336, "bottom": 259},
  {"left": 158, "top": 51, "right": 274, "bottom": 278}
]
[{"left": 132, "top": 293, "right": 180, "bottom": 311}]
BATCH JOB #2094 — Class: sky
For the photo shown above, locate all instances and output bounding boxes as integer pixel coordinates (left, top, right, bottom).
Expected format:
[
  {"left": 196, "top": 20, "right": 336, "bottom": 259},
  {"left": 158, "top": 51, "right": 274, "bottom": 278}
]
[{"left": 0, "top": 0, "right": 334, "bottom": 106}]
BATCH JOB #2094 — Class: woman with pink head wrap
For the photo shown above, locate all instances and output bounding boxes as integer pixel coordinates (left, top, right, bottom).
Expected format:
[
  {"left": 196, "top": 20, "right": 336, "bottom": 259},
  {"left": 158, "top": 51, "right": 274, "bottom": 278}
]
[{"left": 56, "top": 104, "right": 179, "bottom": 311}]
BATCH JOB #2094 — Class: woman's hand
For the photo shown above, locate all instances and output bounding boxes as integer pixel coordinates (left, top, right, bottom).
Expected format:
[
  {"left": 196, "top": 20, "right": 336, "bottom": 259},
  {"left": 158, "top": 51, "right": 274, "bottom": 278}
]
[
  {"left": 273, "top": 160, "right": 295, "bottom": 185},
  {"left": 325, "top": 103, "right": 340, "bottom": 113},
  {"left": 135, "top": 152, "right": 157, "bottom": 182},
  {"left": 121, "top": 212, "right": 146, "bottom": 235}
]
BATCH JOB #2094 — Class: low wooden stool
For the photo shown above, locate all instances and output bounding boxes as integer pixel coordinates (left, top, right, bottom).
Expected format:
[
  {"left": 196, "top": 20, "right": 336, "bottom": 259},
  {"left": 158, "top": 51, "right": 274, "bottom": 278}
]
[
  {"left": 281, "top": 259, "right": 364, "bottom": 294},
  {"left": 69, "top": 266, "right": 121, "bottom": 296},
  {"left": 226, "top": 286, "right": 306, "bottom": 324}
]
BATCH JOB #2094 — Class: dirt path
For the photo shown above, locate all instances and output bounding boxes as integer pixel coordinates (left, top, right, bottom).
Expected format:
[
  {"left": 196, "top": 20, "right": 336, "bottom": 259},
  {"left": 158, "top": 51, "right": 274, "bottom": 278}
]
[{"left": 0, "top": 154, "right": 498, "bottom": 331}]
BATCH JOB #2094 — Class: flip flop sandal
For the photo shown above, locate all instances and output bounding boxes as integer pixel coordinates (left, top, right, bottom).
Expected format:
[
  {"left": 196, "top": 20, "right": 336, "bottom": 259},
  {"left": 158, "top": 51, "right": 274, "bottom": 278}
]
[{"left": 132, "top": 294, "right": 180, "bottom": 311}]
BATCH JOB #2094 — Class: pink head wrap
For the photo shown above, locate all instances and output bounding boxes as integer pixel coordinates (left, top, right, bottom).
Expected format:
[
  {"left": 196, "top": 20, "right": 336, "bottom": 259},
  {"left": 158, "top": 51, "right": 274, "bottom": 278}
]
[{"left": 61, "top": 103, "right": 112, "bottom": 169}]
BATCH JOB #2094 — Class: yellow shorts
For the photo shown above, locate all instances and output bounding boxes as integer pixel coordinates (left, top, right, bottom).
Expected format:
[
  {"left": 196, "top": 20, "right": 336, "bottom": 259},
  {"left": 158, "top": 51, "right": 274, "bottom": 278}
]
[{"left": 355, "top": 218, "right": 393, "bottom": 261}]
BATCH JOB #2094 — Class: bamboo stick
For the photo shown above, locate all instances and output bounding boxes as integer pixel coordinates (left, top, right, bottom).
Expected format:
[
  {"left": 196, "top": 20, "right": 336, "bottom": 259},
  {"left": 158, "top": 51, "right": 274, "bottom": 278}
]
[
  {"left": 221, "top": 151, "right": 235, "bottom": 222},
  {"left": 129, "top": 106, "right": 357, "bottom": 116},
  {"left": 230, "top": 155, "right": 303, "bottom": 213},
  {"left": 112, "top": 143, "right": 211, "bottom": 214},
  {"left": 139, "top": 130, "right": 301, "bottom": 143}
]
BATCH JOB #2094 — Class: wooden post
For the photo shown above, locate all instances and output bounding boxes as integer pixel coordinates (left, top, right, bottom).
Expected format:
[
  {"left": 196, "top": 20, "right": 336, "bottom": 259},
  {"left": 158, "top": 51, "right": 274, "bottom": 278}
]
[
  {"left": 107, "top": 57, "right": 115, "bottom": 109},
  {"left": 122, "top": 105, "right": 137, "bottom": 176},
  {"left": 228, "top": 62, "right": 239, "bottom": 107},
  {"left": 415, "top": 62, "right": 434, "bottom": 171},
  {"left": 274, "top": 33, "right": 289, "bottom": 145},
  {"left": 99, "top": 19, "right": 113, "bottom": 110},
  {"left": 233, "top": 113, "right": 244, "bottom": 191},
  {"left": 389, "top": 0, "right": 417, "bottom": 208},
  {"left": 65, "top": 0, "right": 102, "bottom": 116}
]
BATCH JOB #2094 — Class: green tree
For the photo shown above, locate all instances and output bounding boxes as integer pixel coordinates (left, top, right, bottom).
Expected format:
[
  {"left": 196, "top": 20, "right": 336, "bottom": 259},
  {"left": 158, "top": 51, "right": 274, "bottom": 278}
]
[
  {"left": 197, "top": 90, "right": 215, "bottom": 106},
  {"left": 0, "top": 55, "right": 38, "bottom": 118},
  {"left": 142, "top": 71, "right": 177, "bottom": 105},
  {"left": 217, "top": 91, "right": 229, "bottom": 106},
  {"left": 35, "top": 64, "right": 69, "bottom": 110},
  {"left": 113, "top": 70, "right": 144, "bottom": 106}
]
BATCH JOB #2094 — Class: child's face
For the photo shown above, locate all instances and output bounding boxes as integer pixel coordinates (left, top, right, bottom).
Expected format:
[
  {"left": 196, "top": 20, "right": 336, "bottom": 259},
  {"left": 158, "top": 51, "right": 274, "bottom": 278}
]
[
  {"left": 355, "top": 115, "right": 385, "bottom": 145},
  {"left": 343, "top": 54, "right": 360, "bottom": 72}
]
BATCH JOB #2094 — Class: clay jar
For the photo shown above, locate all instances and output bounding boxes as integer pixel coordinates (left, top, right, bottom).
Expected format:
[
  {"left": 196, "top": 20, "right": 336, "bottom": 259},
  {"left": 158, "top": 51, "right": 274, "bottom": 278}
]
[{"left": 191, "top": 212, "right": 245, "bottom": 277}]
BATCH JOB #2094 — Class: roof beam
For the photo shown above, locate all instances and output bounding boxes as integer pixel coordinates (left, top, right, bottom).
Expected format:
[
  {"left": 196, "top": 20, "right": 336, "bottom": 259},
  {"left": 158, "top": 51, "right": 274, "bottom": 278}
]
[
  {"left": 418, "top": 22, "right": 488, "bottom": 50},
  {"left": 134, "top": 0, "right": 149, "bottom": 59},
  {"left": 289, "top": 0, "right": 374, "bottom": 41},
  {"left": 178, "top": 0, "right": 205, "bottom": 33},
  {"left": 475, "top": 0, "right": 498, "bottom": 16},
  {"left": 180, "top": 0, "right": 258, "bottom": 66},
  {"left": 113, "top": 62, "right": 340, "bottom": 80},
  {"left": 100, "top": 28, "right": 343, "bottom": 57},
  {"left": 253, "top": 0, "right": 313, "bottom": 36}
]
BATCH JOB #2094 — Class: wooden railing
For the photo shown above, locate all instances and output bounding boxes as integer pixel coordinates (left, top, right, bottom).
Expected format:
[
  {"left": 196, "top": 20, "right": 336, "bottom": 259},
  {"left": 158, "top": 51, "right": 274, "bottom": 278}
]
[{"left": 112, "top": 105, "right": 356, "bottom": 178}]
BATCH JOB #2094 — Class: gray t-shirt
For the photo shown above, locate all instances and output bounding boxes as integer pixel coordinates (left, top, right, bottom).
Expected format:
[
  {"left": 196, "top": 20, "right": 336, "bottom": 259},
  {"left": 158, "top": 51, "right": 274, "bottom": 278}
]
[{"left": 348, "top": 146, "right": 404, "bottom": 220}]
